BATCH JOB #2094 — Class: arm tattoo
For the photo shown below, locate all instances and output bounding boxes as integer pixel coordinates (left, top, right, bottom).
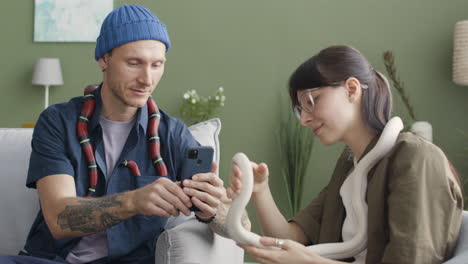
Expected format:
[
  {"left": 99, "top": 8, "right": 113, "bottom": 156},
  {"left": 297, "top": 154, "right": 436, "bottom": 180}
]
[
  {"left": 57, "top": 194, "right": 126, "bottom": 234},
  {"left": 208, "top": 198, "right": 251, "bottom": 238}
]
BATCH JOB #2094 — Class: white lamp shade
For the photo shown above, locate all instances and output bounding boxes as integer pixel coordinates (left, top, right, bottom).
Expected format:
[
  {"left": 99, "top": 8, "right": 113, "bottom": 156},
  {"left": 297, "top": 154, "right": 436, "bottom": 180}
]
[
  {"left": 453, "top": 20, "right": 468, "bottom": 85},
  {"left": 32, "top": 58, "right": 63, "bottom": 86}
]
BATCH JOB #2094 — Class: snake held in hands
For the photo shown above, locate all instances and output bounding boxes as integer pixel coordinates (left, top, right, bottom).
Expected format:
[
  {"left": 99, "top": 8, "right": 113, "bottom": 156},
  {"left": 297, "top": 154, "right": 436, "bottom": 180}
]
[{"left": 225, "top": 117, "right": 403, "bottom": 259}]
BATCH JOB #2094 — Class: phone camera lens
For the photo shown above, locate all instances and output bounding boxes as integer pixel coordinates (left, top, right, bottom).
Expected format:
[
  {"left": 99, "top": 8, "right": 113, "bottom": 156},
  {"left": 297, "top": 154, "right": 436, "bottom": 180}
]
[{"left": 188, "top": 149, "right": 198, "bottom": 159}]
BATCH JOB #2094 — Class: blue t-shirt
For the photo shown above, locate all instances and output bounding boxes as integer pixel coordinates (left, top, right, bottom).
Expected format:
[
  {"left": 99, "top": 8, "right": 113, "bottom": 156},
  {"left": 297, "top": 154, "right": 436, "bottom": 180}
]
[{"left": 24, "top": 87, "right": 198, "bottom": 263}]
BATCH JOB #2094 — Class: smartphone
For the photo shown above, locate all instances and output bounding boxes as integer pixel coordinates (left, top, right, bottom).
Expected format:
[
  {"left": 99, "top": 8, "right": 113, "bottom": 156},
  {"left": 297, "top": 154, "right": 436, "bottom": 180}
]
[{"left": 180, "top": 146, "right": 214, "bottom": 211}]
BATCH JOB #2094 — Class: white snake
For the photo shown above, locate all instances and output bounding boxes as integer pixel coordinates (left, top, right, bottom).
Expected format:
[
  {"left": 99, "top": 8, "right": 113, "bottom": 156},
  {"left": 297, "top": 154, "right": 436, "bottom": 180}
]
[{"left": 225, "top": 117, "right": 403, "bottom": 259}]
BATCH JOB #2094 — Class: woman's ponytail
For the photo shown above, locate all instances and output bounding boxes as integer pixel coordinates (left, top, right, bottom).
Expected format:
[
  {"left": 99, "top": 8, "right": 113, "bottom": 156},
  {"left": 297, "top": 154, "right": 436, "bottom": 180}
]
[{"left": 361, "top": 70, "right": 392, "bottom": 132}]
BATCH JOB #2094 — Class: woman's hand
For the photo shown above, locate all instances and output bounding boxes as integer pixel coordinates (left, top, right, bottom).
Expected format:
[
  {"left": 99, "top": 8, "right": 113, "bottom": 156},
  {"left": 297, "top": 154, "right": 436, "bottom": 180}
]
[
  {"left": 239, "top": 237, "right": 337, "bottom": 264},
  {"left": 227, "top": 161, "right": 270, "bottom": 198}
]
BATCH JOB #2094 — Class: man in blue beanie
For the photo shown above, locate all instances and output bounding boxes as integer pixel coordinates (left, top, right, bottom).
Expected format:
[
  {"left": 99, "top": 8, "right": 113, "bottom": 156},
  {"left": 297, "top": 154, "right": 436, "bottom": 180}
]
[{"left": 0, "top": 5, "right": 225, "bottom": 264}]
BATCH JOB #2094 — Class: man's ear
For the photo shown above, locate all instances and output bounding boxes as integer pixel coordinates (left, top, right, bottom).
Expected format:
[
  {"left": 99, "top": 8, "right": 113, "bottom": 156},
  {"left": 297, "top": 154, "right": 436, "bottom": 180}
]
[
  {"left": 98, "top": 55, "right": 108, "bottom": 72},
  {"left": 344, "top": 77, "right": 362, "bottom": 103}
]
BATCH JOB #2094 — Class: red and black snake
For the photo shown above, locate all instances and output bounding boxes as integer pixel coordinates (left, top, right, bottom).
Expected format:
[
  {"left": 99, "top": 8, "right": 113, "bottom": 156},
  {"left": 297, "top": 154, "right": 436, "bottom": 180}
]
[{"left": 77, "top": 85, "right": 168, "bottom": 197}]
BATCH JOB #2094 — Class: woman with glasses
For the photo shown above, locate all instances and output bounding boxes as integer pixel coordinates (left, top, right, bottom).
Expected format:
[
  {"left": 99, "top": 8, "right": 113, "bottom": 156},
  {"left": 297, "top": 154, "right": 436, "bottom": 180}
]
[{"left": 231, "top": 45, "right": 463, "bottom": 263}]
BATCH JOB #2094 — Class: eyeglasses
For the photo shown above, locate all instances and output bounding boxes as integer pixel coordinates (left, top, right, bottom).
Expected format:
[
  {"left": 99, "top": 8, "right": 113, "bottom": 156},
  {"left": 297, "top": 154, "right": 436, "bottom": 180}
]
[
  {"left": 293, "top": 81, "right": 368, "bottom": 119},
  {"left": 293, "top": 87, "right": 320, "bottom": 119}
]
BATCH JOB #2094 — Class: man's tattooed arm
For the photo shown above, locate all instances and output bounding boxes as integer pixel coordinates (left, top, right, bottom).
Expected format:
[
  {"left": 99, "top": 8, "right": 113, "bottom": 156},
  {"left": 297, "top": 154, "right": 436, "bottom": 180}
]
[{"left": 56, "top": 194, "right": 133, "bottom": 235}]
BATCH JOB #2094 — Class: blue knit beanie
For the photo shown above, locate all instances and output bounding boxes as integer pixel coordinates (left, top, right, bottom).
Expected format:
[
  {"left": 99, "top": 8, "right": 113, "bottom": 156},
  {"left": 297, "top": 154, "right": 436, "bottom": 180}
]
[{"left": 94, "top": 5, "right": 171, "bottom": 61}]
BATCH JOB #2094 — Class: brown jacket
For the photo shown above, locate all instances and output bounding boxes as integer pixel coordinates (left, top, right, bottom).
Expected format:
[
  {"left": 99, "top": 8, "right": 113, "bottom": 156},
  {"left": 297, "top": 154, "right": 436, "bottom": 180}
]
[{"left": 292, "top": 132, "right": 463, "bottom": 264}]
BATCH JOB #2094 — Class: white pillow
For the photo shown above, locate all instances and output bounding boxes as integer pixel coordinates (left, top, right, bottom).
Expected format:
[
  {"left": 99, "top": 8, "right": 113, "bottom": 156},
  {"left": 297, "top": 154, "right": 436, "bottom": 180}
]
[
  {"left": 156, "top": 118, "right": 244, "bottom": 264},
  {"left": 188, "top": 118, "right": 221, "bottom": 171},
  {"left": 163, "top": 118, "right": 222, "bottom": 229}
]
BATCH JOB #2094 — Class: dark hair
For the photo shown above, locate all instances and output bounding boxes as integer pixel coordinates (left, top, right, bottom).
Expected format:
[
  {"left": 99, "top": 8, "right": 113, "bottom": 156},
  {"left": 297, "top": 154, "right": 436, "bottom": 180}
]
[{"left": 288, "top": 45, "right": 392, "bottom": 132}]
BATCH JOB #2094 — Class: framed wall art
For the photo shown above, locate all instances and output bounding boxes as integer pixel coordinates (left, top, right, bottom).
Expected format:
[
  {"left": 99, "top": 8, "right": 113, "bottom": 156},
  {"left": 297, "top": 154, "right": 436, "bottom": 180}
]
[{"left": 34, "top": 0, "right": 113, "bottom": 42}]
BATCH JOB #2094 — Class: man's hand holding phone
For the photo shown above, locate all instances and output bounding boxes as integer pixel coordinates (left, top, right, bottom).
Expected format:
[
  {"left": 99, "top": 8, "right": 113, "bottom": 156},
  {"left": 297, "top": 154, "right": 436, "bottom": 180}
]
[
  {"left": 131, "top": 177, "right": 193, "bottom": 217},
  {"left": 181, "top": 146, "right": 225, "bottom": 221}
]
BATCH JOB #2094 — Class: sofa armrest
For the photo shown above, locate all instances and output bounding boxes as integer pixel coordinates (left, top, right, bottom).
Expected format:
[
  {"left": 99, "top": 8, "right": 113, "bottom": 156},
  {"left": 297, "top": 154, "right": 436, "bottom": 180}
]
[
  {"left": 0, "top": 128, "right": 38, "bottom": 255},
  {"left": 443, "top": 211, "right": 468, "bottom": 264},
  {"left": 155, "top": 214, "right": 244, "bottom": 264}
]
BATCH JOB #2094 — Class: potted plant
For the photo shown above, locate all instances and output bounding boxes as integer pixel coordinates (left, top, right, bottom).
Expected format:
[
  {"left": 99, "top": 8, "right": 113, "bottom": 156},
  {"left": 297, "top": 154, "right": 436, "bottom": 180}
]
[
  {"left": 383, "top": 51, "right": 432, "bottom": 141},
  {"left": 278, "top": 95, "right": 315, "bottom": 216},
  {"left": 180, "top": 87, "right": 226, "bottom": 125}
]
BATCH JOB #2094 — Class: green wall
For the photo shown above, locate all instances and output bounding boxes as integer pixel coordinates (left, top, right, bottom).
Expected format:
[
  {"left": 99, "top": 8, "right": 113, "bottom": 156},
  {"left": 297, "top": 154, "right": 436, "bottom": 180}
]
[{"left": 1, "top": 0, "right": 467, "bottom": 260}]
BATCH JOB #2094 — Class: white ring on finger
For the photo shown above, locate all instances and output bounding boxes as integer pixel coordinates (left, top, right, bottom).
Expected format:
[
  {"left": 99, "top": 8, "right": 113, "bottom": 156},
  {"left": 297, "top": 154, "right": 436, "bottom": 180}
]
[{"left": 275, "top": 238, "right": 284, "bottom": 248}]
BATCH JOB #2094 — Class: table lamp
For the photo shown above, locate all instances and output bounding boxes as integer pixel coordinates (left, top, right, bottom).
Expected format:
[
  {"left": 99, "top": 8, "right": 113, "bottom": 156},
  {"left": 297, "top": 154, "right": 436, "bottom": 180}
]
[
  {"left": 453, "top": 20, "right": 468, "bottom": 85},
  {"left": 32, "top": 58, "right": 63, "bottom": 109}
]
